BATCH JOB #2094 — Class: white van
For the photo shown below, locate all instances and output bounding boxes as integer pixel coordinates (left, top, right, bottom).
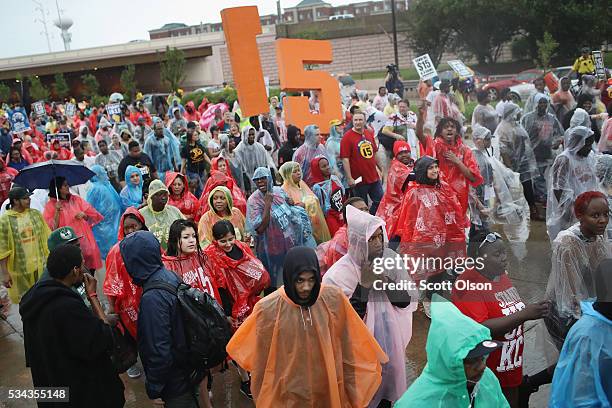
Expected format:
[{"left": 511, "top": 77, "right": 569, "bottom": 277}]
[{"left": 329, "top": 14, "right": 354, "bottom": 20}]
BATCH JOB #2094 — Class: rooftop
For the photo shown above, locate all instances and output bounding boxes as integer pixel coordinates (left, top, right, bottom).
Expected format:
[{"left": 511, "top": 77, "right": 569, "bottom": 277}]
[{"left": 294, "top": 0, "right": 332, "bottom": 8}]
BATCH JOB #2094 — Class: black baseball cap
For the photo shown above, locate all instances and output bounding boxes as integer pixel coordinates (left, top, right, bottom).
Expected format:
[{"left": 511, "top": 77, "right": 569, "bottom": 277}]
[
  {"left": 465, "top": 340, "right": 503, "bottom": 359},
  {"left": 8, "top": 186, "right": 33, "bottom": 200}
]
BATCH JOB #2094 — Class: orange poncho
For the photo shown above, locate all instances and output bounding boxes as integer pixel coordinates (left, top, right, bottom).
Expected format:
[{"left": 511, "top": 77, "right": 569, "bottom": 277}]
[{"left": 226, "top": 284, "right": 388, "bottom": 407}]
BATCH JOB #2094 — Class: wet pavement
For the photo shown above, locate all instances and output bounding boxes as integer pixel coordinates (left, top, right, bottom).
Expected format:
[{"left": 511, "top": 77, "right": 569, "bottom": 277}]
[{"left": 0, "top": 220, "right": 554, "bottom": 407}]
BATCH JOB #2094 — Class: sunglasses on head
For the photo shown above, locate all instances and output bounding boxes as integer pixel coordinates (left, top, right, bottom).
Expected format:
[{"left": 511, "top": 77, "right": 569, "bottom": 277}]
[{"left": 479, "top": 232, "right": 502, "bottom": 249}]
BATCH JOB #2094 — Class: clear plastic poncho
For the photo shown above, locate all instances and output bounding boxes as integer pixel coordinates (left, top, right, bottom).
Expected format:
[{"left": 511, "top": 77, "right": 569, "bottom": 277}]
[
  {"left": 246, "top": 167, "right": 315, "bottom": 286},
  {"left": 520, "top": 94, "right": 564, "bottom": 165},
  {"left": 469, "top": 126, "right": 528, "bottom": 232},
  {"left": 544, "top": 223, "right": 610, "bottom": 349},
  {"left": 595, "top": 154, "right": 612, "bottom": 241},
  {"left": 326, "top": 125, "right": 345, "bottom": 186},
  {"left": 234, "top": 126, "right": 276, "bottom": 185},
  {"left": 323, "top": 206, "right": 418, "bottom": 406},
  {"left": 292, "top": 125, "right": 329, "bottom": 187},
  {"left": 546, "top": 126, "right": 600, "bottom": 242},
  {"left": 138, "top": 179, "right": 185, "bottom": 251},
  {"left": 494, "top": 103, "right": 538, "bottom": 183},
  {"left": 86, "top": 165, "right": 122, "bottom": 260},
  {"left": 143, "top": 127, "right": 180, "bottom": 182}
]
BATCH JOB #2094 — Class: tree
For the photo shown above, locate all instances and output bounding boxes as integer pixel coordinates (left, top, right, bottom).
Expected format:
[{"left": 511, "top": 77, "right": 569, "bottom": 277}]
[
  {"left": 0, "top": 83, "right": 10, "bottom": 103},
  {"left": 80, "top": 74, "right": 99, "bottom": 99},
  {"left": 447, "top": 1, "right": 519, "bottom": 65},
  {"left": 28, "top": 76, "right": 50, "bottom": 101},
  {"left": 518, "top": 0, "right": 610, "bottom": 60},
  {"left": 53, "top": 73, "right": 70, "bottom": 100},
  {"left": 401, "top": 0, "right": 454, "bottom": 67},
  {"left": 160, "top": 46, "right": 186, "bottom": 93},
  {"left": 120, "top": 64, "right": 137, "bottom": 102},
  {"left": 535, "top": 32, "right": 558, "bottom": 71}
]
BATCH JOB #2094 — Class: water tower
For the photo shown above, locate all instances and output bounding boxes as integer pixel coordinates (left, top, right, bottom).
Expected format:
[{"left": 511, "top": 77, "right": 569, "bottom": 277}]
[{"left": 54, "top": 16, "right": 73, "bottom": 51}]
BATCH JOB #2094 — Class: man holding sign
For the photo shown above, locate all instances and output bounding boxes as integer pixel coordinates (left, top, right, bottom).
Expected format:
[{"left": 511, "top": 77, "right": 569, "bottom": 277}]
[{"left": 340, "top": 111, "right": 384, "bottom": 215}]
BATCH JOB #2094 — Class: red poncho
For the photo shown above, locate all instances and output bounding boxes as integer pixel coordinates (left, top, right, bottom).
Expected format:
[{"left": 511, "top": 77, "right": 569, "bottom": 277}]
[
  {"left": 51, "top": 144, "right": 72, "bottom": 161},
  {"left": 165, "top": 172, "right": 201, "bottom": 221},
  {"left": 204, "top": 240, "right": 270, "bottom": 329},
  {"left": 183, "top": 101, "right": 201, "bottom": 123},
  {"left": 198, "top": 170, "right": 247, "bottom": 218},
  {"left": 0, "top": 167, "right": 15, "bottom": 204},
  {"left": 425, "top": 136, "right": 483, "bottom": 214},
  {"left": 103, "top": 207, "right": 145, "bottom": 339},
  {"left": 315, "top": 226, "right": 348, "bottom": 276},
  {"left": 396, "top": 181, "right": 467, "bottom": 281},
  {"left": 211, "top": 156, "right": 239, "bottom": 188},
  {"left": 376, "top": 158, "right": 413, "bottom": 238},
  {"left": 43, "top": 194, "right": 103, "bottom": 270},
  {"left": 129, "top": 111, "right": 153, "bottom": 126},
  {"left": 162, "top": 251, "right": 221, "bottom": 302}
]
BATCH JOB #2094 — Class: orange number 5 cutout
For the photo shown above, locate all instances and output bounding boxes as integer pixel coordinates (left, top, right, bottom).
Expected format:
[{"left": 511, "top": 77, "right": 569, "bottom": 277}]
[{"left": 276, "top": 39, "right": 343, "bottom": 131}]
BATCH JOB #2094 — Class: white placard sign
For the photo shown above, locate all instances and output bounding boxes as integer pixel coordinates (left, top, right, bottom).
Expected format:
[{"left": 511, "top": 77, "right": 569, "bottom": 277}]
[
  {"left": 65, "top": 102, "right": 76, "bottom": 118},
  {"left": 593, "top": 51, "right": 605, "bottom": 80},
  {"left": 32, "top": 101, "right": 45, "bottom": 117},
  {"left": 106, "top": 103, "right": 122, "bottom": 124},
  {"left": 448, "top": 60, "right": 473, "bottom": 77},
  {"left": 412, "top": 54, "right": 437, "bottom": 80}
]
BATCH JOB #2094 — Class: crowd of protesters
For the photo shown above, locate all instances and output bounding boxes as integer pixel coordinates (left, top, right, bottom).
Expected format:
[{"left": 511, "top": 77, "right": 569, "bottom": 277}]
[{"left": 0, "top": 48, "right": 611, "bottom": 408}]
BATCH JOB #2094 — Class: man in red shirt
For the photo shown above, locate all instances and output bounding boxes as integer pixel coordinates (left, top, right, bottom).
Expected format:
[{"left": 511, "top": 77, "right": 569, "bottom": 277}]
[
  {"left": 340, "top": 111, "right": 383, "bottom": 214},
  {"left": 452, "top": 231, "right": 550, "bottom": 407}
]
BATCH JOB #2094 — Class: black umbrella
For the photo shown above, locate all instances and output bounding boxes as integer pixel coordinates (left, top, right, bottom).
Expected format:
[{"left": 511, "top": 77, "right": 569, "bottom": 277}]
[{"left": 13, "top": 160, "right": 95, "bottom": 194}]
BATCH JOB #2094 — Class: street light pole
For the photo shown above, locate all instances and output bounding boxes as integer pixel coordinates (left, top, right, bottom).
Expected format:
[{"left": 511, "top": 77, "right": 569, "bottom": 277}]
[{"left": 391, "top": 0, "right": 399, "bottom": 68}]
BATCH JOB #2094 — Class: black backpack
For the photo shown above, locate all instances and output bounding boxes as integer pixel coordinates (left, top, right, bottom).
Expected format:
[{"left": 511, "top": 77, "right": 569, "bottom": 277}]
[{"left": 143, "top": 281, "right": 232, "bottom": 370}]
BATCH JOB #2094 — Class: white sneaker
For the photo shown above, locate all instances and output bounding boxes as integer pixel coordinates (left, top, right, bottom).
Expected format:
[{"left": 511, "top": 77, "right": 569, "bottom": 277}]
[{"left": 126, "top": 365, "right": 142, "bottom": 379}]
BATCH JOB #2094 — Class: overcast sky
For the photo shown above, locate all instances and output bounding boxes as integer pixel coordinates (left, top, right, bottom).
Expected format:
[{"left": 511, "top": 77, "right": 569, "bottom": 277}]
[{"left": 2, "top": 0, "right": 353, "bottom": 59}]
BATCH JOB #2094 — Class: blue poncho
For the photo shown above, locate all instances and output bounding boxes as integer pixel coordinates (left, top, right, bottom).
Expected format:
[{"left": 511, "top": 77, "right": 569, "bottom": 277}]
[
  {"left": 86, "top": 165, "right": 122, "bottom": 260},
  {"left": 245, "top": 167, "right": 315, "bottom": 287},
  {"left": 145, "top": 118, "right": 182, "bottom": 181},
  {"left": 119, "top": 165, "right": 143, "bottom": 211},
  {"left": 549, "top": 301, "right": 612, "bottom": 407}
]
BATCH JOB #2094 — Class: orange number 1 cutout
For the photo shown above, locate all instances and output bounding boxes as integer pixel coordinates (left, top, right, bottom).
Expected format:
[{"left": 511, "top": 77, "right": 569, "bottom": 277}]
[{"left": 221, "top": 7, "right": 268, "bottom": 117}]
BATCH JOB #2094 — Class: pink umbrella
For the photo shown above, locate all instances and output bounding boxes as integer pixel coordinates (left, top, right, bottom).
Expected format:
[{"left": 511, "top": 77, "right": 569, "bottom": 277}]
[{"left": 199, "top": 103, "right": 228, "bottom": 130}]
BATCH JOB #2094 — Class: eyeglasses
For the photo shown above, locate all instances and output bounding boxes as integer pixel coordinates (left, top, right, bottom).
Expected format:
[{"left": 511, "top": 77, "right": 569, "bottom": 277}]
[{"left": 479, "top": 232, "right": 502, "bottom": 249}]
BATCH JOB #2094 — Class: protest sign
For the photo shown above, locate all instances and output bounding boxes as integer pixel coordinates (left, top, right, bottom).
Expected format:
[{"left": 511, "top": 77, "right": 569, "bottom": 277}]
[
  {"left": 593, "top": 51, "right": 606, "bottom": 80},
  {"left": 8, "top": 107, "right": 31, "bottom": 133},
  {"left": 46, "top": 132, "right": 72, "bottom": 148},
  {"left": 32, "top": 101, "right": 45, "bottom": 117},
  {"left": 412, "top": 54, "right": 437, "bottom": 81},
  {"left": 106, "top": 103, "right": 122, "bottom": 124},
  {"left": 447, "top": 60, "right": 473, "bottom": 78},
  {"left": 65, "top": 102, "right": 76, "bottom": 118}
]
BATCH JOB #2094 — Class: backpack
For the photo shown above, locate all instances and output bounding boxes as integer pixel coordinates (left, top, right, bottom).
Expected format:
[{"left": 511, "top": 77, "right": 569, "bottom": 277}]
[{"left": 143, "top": 281, "right": 232, "bottom": 370}]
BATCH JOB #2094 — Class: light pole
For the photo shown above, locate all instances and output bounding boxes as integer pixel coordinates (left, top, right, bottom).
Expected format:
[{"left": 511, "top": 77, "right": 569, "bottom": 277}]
[{"left": 390, "top": 0, "right": 399, "bottom": 68}]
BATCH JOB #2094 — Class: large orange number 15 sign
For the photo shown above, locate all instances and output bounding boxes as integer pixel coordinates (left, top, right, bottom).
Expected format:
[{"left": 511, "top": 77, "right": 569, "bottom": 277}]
[{"left": 221, "top": 6, "right": 342, "bottom": 131}]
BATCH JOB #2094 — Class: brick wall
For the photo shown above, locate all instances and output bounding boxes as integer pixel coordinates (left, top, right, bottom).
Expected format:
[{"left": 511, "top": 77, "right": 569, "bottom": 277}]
[{"left": 220, "top": 32, "right": 515, "bottom": 85}]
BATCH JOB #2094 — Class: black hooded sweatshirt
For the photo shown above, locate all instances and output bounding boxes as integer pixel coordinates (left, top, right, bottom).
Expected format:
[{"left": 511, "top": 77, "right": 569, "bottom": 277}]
[
  {"left": 19, "top": 280, "right": 125, "bottom": 408},
  {"left": 282, "top": 246, "right": 321, "bottom": 308}
]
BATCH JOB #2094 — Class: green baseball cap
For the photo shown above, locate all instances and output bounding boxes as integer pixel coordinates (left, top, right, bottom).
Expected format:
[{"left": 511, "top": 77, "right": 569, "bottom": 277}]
[{"left": 47, "top": 227, "right": 82, "bottom": 251}]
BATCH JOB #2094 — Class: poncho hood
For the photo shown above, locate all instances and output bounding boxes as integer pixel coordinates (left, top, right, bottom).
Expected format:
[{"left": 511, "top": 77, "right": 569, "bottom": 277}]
[
  {"left": 282, "top": 246, "right": 321, "bottom": 307},
  {"left": 414, "top": 156, "right": 439, "bottom": 185},
  {"left": 118, "top": 206, "right": 147, "bottom": 241},
  {"left": 119, "top": 230, "right": 163, "bottom": 286},
  {"left": 165, "top": 171, "right": 189, "bottom": 199},
  {"left": 346, "top": 205, "right": 387, "bottom": 267},
  {"left": 208, "top": 185, "right": 233, "bottom": 215}
]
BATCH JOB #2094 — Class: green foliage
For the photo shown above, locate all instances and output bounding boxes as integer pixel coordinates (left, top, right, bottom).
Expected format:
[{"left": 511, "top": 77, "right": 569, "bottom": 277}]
[
  {"left": 293, "top": 29, "right": 324, "bottom": 40},
  {"left": 182, "top": 88, "right": 238, "bottom": 111},
  {"left": 0, "top": 83, "right": 10, "bottom": 103},
  {"left": 120, "top": 65, "right": 137, "bottom": 102},
  {"left": 91, "top": 94, "right": 108, "bottom": 107},
  {"left": 53, "top": 73, "right": 70, "bottom": 100},
  {"left": 511, "top": 37, "right": 532, "bottom": 61},
  {"left": 535, "top": 32, "right": 559, "bottom": 71},
  {"left": 80, "top": 74, "right": 100, "bottom": 99},
  {"left": 401, "top": 0, "right": 453, "bottom": 67},
  {"left": 160, "top": 47, "right": 186, "bottom": 93},
  {"left": 28, "top": 76, "right": 50, "bottom": 101}
]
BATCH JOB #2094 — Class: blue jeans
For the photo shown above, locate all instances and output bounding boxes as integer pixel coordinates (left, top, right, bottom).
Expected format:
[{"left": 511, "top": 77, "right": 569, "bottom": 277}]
[
  {"left": 353, "top": 180, "right": 384, "bottom": 215},
  {"left": 534, "top": 163, "right": 550, "bottom": 202}
]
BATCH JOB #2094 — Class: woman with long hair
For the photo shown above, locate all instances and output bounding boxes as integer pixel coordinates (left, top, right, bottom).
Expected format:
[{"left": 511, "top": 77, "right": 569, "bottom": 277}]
[
  {"left": 198, "top": 186, "right": 247, "bottom": 246},
  {"left": 162, "top": 219, "right": 222, "bottom": 408},
  {"left": 279, "top": 161, "right": 331, "bottom": 244},
  {"left": 43, "top": 176, "right": 103, "bottom": 272},
  {"left": 204, "top": 220, "right": 270, "bottom": 400}
]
